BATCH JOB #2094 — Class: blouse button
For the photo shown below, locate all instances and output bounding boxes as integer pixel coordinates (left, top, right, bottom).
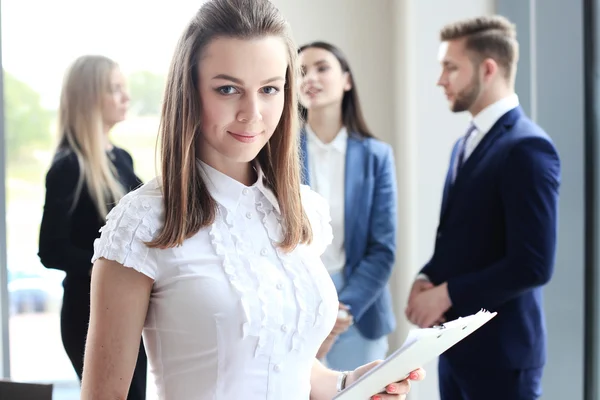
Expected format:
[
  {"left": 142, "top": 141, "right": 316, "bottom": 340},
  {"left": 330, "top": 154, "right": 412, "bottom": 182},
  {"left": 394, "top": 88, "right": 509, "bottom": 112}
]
[
  {"left": 246, "top": 212, "right": 252, "bottom": 219},
  {"left": 260, "top": 248, "right": 268, "bottom": 256},
  {"left": 273, "top": 364, "right": 281, "bottom": 372},
  {"left": 276, "top": 283, "right": 283, "bottom": 290},
  {"left": 242, "top": 188, "right": 249, "bottom": 195},
  {"left": 281, "top": 324, "right": 288, "bottom": 332}
]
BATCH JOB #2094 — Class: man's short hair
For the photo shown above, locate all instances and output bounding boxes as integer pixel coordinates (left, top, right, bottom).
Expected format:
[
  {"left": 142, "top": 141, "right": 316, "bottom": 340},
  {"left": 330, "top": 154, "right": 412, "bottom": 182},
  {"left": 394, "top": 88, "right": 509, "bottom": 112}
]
[{"left": 441, "top": 15, "right": 519, "bottom": 80}]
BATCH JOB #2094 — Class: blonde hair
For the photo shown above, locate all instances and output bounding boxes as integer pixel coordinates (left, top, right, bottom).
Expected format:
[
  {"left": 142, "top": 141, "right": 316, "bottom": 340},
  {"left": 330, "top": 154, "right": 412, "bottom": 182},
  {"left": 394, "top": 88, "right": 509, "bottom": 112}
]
[
  {"left": 148, "top": 0, "right": 311, "bottom": 251},
  {"left": 56, "top": 55, "right": 125, "bottom": 219}
]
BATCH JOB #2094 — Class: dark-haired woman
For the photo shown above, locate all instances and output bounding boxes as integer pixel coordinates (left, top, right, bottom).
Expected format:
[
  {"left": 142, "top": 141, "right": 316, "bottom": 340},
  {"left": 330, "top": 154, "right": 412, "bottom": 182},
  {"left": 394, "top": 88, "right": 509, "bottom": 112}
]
[{"left": 299, "top": 41, "right": 398, "bottom": 371}]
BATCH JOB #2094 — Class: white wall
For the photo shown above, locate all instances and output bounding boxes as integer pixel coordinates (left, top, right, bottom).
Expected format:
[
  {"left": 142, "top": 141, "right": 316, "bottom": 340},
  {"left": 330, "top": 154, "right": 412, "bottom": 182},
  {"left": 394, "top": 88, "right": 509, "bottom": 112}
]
[
  {"left": 272, "top": 1, "right": 495, "bottom": 399},
  {"left": 272, "top": 0, "right": 395, "bottom": 145}
]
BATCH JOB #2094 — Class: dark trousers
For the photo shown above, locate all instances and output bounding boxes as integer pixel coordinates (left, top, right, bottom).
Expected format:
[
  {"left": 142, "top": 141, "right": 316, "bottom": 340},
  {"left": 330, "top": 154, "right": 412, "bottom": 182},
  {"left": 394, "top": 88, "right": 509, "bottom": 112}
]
[
  {"left": 61, "top": 277, "right": 147, "bottom": 399},
  {"left": 439, "top": 355, "right": 543, "bottom": 400}
]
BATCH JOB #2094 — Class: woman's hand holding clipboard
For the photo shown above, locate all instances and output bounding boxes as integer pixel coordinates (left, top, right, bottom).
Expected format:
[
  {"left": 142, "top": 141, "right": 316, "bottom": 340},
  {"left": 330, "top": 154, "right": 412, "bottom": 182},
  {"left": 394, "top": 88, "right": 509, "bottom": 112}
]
[{"left": 333, "top": 310, "right": 498, "bottom": 400}]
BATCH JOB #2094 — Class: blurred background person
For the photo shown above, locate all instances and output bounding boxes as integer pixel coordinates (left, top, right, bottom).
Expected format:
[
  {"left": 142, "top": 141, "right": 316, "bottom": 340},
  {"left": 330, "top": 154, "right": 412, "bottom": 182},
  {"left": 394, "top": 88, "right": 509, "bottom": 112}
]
[
  {"left": 405, "top": 16, "right": 560, "bottom": 400},
  {"left": 298, "top": 41, "right": 398, "bottom": 371},
  {"left": 37, "top": 55, "right": 147, "bottom": 399}
]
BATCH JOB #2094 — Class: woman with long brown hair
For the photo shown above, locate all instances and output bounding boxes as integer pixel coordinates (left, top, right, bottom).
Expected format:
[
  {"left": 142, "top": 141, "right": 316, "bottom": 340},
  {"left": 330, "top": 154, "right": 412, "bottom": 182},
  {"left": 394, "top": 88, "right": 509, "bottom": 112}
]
[
  {"left": 80, "top": 1, "right": 423, "bottom": 399},
  {"left": 38, "top": 55, "right": 147, "bottom": 399}
]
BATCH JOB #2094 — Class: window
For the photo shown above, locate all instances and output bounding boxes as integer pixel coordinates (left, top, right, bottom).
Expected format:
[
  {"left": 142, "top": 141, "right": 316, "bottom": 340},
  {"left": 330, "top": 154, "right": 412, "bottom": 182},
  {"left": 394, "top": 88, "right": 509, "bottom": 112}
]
[{"left": 1, "top": 1, "right": 204, "bottom": 398}]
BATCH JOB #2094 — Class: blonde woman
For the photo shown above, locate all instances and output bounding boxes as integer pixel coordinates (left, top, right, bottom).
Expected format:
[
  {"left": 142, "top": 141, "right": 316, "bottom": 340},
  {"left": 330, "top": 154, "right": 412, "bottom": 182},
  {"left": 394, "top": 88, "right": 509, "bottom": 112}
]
[{"left": 38, "top": 55, "right": 147, "bottom": 399}]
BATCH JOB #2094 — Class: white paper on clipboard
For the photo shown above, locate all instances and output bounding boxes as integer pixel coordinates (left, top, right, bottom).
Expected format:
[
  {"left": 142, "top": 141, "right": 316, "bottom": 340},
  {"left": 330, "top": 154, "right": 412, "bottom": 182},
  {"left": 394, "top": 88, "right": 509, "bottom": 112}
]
[{"left": 332, "top": 310, "right": 497, "bottom": 400}]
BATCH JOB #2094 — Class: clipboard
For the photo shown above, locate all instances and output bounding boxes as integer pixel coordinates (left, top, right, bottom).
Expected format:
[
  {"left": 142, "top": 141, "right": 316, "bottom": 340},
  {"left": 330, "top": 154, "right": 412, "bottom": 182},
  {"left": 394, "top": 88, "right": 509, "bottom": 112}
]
[{"left": 332, "top": 310, "right": 497, "bottom": 400}]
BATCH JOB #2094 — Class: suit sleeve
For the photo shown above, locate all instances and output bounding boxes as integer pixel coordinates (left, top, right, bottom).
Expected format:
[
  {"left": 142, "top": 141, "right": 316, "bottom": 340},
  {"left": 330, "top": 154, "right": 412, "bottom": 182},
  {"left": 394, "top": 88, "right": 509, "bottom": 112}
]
[
  {"left": 446, "top": 137, "right": 560, "bottom": 314},
  {"left": 38, "top": 156, "right": 96, "bottom": 276},
  {"left": 420, "top": 139, "right": 461, "bottom": 280},
  {"left": 337, "top": 145, "right": 398, "bottom": 321}
]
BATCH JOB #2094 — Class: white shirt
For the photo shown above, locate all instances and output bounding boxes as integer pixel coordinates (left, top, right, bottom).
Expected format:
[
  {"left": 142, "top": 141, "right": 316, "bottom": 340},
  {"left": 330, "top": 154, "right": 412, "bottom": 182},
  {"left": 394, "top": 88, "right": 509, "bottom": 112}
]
[
  {"left": 463, "top": 93, "right": 520, "bottom": 161},
  {"left": 305, "top": 124, "right": 347, "bottom": 275},
  {"left": 92, "top": 161, "right": 338, "bottom": 400}
]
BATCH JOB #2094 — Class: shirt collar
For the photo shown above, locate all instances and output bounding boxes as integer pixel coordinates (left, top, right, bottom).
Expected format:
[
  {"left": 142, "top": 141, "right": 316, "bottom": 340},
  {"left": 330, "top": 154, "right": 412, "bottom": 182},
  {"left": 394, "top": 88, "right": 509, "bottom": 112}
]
[
  {"left": 196, "top": 159, "right": 280, "bottom": 213},
  {"left": 471, "top": 93, "right": 520, "bottom": 134},
  {"left": 305, "top": 124, "right": 348, "bottom": 153}
]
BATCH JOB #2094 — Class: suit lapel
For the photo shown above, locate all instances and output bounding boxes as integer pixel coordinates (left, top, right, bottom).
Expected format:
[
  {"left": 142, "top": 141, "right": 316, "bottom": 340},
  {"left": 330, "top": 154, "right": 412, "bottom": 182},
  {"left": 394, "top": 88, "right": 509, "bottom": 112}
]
[
  {"left": 344, "top": 135, "right": 365, "bottom": 252},
  {"left": 440, "top": 143, "right": 460, "bottom": 218},
  {"left": 439, "top": 106, "right": 524, "bottom": 224}
]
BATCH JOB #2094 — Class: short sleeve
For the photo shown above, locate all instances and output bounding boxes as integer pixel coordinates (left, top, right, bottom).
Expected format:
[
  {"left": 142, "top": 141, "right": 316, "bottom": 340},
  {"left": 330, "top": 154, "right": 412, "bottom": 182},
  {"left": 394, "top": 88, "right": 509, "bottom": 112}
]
[
  {"left": 300, "top": 185, "right": 333, "bottom": 256},
  {"left": 92, "top": 191, "right": 161, "bottom": 280}
]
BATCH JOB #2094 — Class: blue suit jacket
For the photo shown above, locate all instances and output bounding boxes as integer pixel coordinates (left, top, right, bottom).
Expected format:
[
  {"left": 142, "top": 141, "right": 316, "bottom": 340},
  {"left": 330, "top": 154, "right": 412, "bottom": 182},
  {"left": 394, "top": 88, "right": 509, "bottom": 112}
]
[
  {"left": 421, "top": 106, "right": 561, "bottom": 369},
  {"left": 301, "top": 130, "right": 397, "bottom": 340}
]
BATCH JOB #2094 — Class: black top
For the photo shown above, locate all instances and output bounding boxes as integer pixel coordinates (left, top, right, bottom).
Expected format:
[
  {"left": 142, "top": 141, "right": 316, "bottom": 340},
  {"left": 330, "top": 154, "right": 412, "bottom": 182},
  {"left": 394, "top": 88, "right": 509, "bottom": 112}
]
[{"left": 38, "top": 146, "right": 142, "bottom": 284}]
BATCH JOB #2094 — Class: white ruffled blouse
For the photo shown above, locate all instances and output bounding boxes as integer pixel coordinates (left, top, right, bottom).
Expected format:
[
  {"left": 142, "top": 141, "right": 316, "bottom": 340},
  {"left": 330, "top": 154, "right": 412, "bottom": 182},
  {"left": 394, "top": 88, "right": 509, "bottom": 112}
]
[{"left": 92, "top": 161, "right": 338, "bottom": 400}]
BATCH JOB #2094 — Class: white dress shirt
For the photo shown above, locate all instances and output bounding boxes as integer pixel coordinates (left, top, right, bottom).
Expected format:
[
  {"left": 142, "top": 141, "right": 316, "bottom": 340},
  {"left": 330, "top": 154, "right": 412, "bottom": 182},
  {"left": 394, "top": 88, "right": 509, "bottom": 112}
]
[
  {"left": 417, "top": 94, "right": 519, "bottom": 283},
  {"left": 463, "top": 93, "right": 520, "bottom": 162},
  {"left": 92, "top": 161, "right": 338, "bottom": 400},
  {"left": 305, "top": 124, "right": 347, "bottom": 275}
]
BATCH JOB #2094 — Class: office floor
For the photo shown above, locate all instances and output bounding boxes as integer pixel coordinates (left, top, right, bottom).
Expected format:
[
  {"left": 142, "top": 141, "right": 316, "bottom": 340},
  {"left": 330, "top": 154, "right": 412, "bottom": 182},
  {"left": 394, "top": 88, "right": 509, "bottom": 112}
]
[{"left": 9, "top": 313, "right": 158, "bottom": 400}]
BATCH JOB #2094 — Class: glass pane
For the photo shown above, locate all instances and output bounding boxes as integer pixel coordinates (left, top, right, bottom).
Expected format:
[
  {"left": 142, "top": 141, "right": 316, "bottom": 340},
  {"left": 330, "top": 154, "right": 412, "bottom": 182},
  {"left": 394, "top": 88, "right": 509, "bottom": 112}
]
[{"left": 1, "top": 2, "right": 204, "bottom": 399}]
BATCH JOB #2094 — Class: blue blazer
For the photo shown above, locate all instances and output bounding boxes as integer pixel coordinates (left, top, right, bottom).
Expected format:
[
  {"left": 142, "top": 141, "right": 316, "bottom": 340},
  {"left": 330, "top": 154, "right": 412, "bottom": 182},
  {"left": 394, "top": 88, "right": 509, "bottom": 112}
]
[
  {"left": 421, "top": 106, "right": 561, "bottom": 369},
  {"left": 301, "top": 130, "right": 397, "bottom": 340}
]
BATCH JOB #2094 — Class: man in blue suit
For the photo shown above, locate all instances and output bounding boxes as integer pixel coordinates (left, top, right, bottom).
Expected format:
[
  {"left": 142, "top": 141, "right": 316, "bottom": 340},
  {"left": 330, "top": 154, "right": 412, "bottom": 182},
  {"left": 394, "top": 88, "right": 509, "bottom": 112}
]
[{"left": 405, "top": 16, "right": 561, "bottom": 400}]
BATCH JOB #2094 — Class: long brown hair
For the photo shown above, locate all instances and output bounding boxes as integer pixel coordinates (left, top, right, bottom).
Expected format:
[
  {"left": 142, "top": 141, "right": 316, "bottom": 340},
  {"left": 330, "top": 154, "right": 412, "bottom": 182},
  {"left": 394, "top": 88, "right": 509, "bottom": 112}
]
[
  {"left": 148, "top": 0, "right": 311, "bottom": 251},
  {"left": 298, "top": 41, "right": 373, "bottom": 138},
  {"left": 56, "top": 55, "right": 125, "bottom": 219}
]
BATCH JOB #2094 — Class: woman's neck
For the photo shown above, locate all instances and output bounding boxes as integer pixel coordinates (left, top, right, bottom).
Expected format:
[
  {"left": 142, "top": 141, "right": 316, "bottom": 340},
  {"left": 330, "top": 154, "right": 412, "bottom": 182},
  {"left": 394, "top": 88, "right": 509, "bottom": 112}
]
[
  {"left": 223, "top": 162, "right": 256, "bottom": 186},
  {"left": 201, "top": 155, "right": 256, "bottom": 186},
  {"left": 307, "top": 106, "right": 343, "bottom": 144}
]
